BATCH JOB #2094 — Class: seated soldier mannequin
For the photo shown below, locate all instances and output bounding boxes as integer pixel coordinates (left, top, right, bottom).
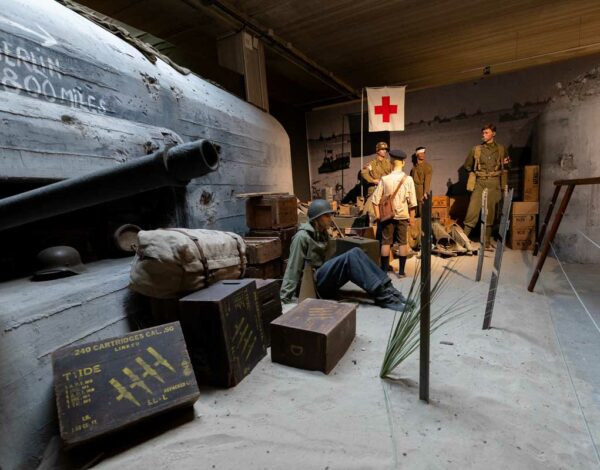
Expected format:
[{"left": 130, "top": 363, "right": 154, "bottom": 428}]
[{"left": 280, "top": 199, "right": 407, "bottom": 310}]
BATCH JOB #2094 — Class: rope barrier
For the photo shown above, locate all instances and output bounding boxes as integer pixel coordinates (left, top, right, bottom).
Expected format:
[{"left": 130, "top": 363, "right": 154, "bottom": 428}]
[
  {"left": 549, "top": 241, "right": 600, "bottom": 336},
  {"left": 578, "top": 230, "right": 600, "bottom": 251}
]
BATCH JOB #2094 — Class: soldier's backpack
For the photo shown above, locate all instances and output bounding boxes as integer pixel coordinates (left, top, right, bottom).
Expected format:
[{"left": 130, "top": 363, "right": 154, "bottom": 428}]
[{"left": 129, "top": 228, "right": 246, "bottom": 299}]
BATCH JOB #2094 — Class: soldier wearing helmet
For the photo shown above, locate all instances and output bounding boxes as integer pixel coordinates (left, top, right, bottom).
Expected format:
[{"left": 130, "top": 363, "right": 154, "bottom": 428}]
[
  {"left": 361, "top": 142, "right": 392, "bottom": 198},
  {"left": 280, "top": 199, "right": 408, "bottom": 310}
]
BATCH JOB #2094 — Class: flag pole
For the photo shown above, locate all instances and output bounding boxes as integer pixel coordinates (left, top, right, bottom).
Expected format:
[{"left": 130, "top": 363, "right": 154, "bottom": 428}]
[{"left": 360, "top": 87, "right": 365, "bottom": 199}]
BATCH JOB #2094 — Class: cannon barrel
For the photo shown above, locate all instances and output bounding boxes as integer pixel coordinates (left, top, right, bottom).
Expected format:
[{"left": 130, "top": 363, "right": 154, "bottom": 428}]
[{"left": 0, "top": 140, "right": 219, "bottom": 231}]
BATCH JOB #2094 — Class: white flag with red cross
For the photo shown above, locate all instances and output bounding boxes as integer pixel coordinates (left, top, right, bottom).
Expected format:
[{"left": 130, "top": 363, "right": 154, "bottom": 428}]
[{"left": 366, "top": 86, "right": 406, "bottom": 132}]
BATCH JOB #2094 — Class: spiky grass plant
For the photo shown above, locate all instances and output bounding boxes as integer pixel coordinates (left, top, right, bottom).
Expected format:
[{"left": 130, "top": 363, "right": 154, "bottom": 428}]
[{"left": 380, "top": 260, "right": 475, "bottom": 378}]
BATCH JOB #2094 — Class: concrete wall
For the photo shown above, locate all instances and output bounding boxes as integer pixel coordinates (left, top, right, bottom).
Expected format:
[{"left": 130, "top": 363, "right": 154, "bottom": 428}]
[
  {"left": 536, "top": 68, "right": 600, "bottom": 263},
  {"left": 306, "top": 54, "right": 600, "bottom": 262}
]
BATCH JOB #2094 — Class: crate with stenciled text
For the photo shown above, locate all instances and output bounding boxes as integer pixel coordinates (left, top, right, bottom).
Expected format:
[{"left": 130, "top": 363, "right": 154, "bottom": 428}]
[
  {"left": 270, "top": 299, "right": 356, "bottom": 374},
  {"left": 178, "top": 280, "right": 266, "bottom": 387},
  {"left": 52, "top": 322, "right": 199, "bottom": 446}
]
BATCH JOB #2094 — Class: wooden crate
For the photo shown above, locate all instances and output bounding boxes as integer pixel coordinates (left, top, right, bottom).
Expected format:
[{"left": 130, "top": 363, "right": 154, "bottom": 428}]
[
  {"left": 244, "top": 259, "right": 282, "bottom": 279},
  {"left": 344, "top": 226, "right": 375, "bottom": 239},
  {"left": 248, "top": 226, "right": 297, "bottom": 259},
  {"left": 246, "top": 194, "right": 298, "bottom": 230},
  {"left": 271, "top": 299, "right": 356, "bottom": 374},
  {"left": 179, "top": 280, "right": 266, "bottom": 387},
  {"left": 243, "top": 237, "right": 282, "bottom": 265},
  {"left": 333, "top": 236, "right": 380, "bottom": 265},
  {"left": 52, "top": 322, "right": 199, "bottom": 446},
  {"left": 254, "top": 279, "right": 283, "bottom": 347}
]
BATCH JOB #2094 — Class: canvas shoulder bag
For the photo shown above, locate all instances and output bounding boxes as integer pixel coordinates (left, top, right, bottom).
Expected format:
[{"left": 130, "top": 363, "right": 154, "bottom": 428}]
[{"left": 379, "top": 175, "right": 407, "bottom": 222}]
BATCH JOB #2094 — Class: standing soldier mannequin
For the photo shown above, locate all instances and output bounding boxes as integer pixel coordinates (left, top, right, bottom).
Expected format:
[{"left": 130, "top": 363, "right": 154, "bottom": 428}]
[
  {"left": 362, "top": 142, "right": 392, "bottom": 219},
  {"left": 410, "top": 146, "right": 433, "bottom": 217},
  {"left": 463, "top": 124, "right": 510, "bottom": 249},
  {"left": 372, "top": 149, "right": 417, "bottom": 278}
]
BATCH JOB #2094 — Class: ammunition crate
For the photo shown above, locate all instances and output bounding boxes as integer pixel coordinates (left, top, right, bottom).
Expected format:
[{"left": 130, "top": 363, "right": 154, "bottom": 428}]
[
  {"left": 271, "top": 299, "right": 356, "bottom": 374},
  {"left": 52, "top": 322, "right": 199, "bottom": 446},
  {"left": 179, "top": 280, "right": 266, "bottom": 387}
]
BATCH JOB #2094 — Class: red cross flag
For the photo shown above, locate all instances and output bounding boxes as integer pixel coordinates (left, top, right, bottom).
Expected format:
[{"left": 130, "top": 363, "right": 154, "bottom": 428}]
[{"left": 366, "top": 86, "right": 406, "bottom": 132}]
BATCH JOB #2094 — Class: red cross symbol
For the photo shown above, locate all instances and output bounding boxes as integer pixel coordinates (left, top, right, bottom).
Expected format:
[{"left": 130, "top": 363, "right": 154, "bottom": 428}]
[{"left": 374, "top": 96, "right": 398, "bottom": 123}]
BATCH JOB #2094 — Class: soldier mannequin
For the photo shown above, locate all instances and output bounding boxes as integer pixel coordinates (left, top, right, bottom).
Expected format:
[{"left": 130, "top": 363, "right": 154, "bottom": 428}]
[
  {"left": 372, "top": 149, "right": 417, "bottom": 278},
  {"left": 361, "top": 142, "right": 392, "bottom": 197},
  {"left": 463, "top": 124, "right": 510, "bottom": 248},
  {"left": 410, "top": 146, "right": 432, "bottom": 217},
  {"left": 280, "top": 199, "right": 408, "bottom": 310}
]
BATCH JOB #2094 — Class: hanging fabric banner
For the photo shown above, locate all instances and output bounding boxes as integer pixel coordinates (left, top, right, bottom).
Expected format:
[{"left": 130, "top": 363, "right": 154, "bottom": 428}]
[{"left": 366, "top": 86, "right": 406, "bottom": 132}]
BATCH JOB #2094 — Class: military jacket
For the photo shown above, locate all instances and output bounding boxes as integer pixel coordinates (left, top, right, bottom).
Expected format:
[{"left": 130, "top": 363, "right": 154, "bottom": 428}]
[
  {"left": 280, "top": 222, "right": 329, "bottom": 303},
  {"left": 464, "top": 141, "right": 506, "bottom": 176},
  {"left": 361, "top": 158, "right": 392, "bottom": 184}
]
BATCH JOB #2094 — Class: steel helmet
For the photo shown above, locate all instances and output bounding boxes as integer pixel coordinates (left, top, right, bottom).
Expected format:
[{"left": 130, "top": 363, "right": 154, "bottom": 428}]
[
  {"left": 307, "top": 199, "right": 334, "bottom": 221},
  {"left": 34, "top": 246, "right": 86, "bottom": 280},
  {"left": 375, "top": 142, "right": 389, "bottom": 151}
]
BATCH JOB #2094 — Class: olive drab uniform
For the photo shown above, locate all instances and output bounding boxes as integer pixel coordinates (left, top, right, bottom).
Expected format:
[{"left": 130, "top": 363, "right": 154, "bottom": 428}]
[
  {"left": 410, "top": 161, "right": 433, "bottom": 216},
  {"left": 463, "top": 141, "right": 507, "bottom": 238},
  {"left": 361, "top": 158, "right": 392, "bottom": 218}
]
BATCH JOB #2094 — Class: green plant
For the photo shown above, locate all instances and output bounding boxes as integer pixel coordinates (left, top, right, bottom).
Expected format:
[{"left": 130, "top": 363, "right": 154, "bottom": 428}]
[{"left": 380, "top": 260, "right": 475, "bottom": 378}]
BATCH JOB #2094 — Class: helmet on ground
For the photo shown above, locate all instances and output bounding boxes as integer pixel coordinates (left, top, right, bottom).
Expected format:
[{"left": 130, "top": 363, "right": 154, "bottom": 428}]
[
  {"left": 308, "top": 199, "right": 334, "bottom": 221},
  {"left": 34, "top": 246, "right": 86, "bottom": 280}
]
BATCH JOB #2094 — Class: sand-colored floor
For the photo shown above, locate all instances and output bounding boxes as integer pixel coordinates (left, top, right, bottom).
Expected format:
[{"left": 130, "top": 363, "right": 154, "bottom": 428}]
[{"left": 94, "top": 250, "right": 600, "bottom": 469}]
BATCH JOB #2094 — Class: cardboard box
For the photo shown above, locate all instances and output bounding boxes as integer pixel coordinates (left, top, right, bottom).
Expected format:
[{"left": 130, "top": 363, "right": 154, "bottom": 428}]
[
  {"left": 508, "top": 227, "right": 536, "bottom": 250},
  {"left": 508, "top": 237, "right": 535, "bottom": 250},
  {"left": 432, "top": 195, "right": 450, "bottom": 208},
  {"left": 243, "top": 237, "right": 282, "bottom": 264},
  {"left": 179, "top": 280, "right": 267, "bottom": 387},
  {"left": 333, "top": 236, "right": 380, "bottom": 265},
  {"left": 338, "top": 204, "right": 352, "bottom": 216},
  {"left": 52, "top": 322, "right": 200, "bottom": 446},
  {"left": 523, "top": 165, "right": 540, "bottom": 202},
  {"left": 511, "top": 214, "right": 536, "bottom": 230},
  {"left": 512, "top": 201, "right": 539, "bottom": 215},
  {"left": 254, "top": 279, "right": 283, "bottom": 347},
  {"left": 246, "top": 194, "right": 298, "bottom": 230},
  {"left": 248, "top": 226, "right": 297, "bottom": 259},
  {"left": 271, "top": 299, "right": 356, "bottom": 374}
]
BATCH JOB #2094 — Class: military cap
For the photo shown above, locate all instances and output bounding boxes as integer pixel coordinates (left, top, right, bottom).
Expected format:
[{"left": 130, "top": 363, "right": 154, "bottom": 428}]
[
  {"left": 389, "top": 149, "right": 407, "bottom": 160},
  {"left": 375, "top": 142, "right": 389, "bottom": 151}
]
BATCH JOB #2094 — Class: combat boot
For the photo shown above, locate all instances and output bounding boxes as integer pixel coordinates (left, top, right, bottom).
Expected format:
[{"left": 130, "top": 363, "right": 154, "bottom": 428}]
[{"left": 372, "top": 280, "right": 407, "bottom": 311}]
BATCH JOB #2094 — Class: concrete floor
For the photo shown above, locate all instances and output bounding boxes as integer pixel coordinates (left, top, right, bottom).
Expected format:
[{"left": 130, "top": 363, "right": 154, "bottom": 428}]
[{"left": 92, "top": 250, "right": 600, "bottom": 470}]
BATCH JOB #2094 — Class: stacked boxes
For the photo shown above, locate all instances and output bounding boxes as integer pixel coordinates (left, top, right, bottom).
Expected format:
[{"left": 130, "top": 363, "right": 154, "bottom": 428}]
[
  {"left": 246, "top": 194, "right": 298, "bottom": 277},
  {"left": 432, "top": 195, "right": 450, "bottom": 225},
  {"left": 509, "top": 203, "right": 538, "bottom": 250}
]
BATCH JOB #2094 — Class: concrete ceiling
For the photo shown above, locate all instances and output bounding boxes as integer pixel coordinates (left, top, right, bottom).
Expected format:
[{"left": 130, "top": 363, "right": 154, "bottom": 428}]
[{"left": 76, "top": 0, "right": 600, "bottom": 108}]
